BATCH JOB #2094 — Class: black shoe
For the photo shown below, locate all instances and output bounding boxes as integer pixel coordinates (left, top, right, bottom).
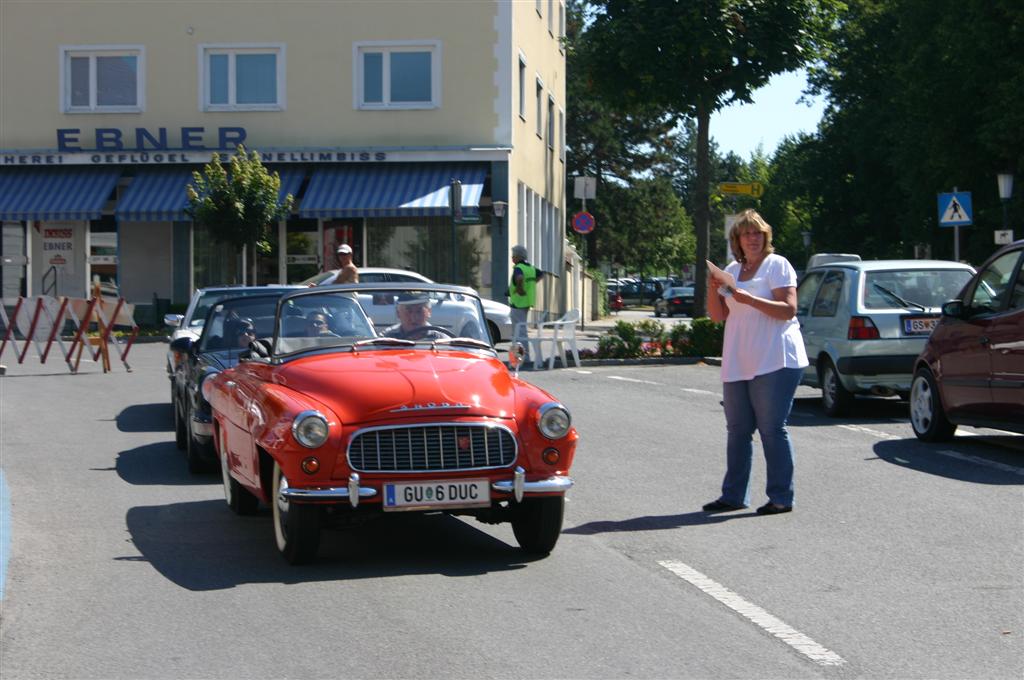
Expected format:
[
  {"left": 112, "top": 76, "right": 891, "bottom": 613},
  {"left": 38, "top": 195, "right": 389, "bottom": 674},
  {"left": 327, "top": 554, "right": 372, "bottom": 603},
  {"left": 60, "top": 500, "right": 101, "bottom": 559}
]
[
  {"left": 702, "top": 499, "right": 746, "bottom": 512},
  {"left": 756, "top": 503, "right": 793, "bottom": 515}
]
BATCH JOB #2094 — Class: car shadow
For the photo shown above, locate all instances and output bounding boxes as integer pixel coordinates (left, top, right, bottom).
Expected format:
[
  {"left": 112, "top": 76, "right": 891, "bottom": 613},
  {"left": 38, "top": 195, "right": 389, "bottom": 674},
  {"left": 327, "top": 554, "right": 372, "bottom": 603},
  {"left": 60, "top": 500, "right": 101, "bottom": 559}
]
[
  {"left": 115, "top": 403, "right": 172, "bottom": 433},
  {"left": 872, "top": 438, "right": 1024, "bottom": 485},
  {"left": 564, "top": 510, "right": 759, "bottom": 535},
  {"left": 788, "top": 395, "right": 911, "bottom": 427},
  {"left": 115, "top": 442, "right": 218, "bottom": 486},
  {"left": 124, "top": 501, "right": 534, "bottom": 590}
]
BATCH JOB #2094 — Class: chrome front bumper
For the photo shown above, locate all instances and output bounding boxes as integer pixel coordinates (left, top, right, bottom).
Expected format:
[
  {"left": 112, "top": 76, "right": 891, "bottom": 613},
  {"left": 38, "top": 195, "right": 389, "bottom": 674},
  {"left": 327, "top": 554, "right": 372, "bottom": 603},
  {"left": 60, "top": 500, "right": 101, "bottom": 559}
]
[{"left": 279, "top": 467, "right": 574, "bottom": 508}]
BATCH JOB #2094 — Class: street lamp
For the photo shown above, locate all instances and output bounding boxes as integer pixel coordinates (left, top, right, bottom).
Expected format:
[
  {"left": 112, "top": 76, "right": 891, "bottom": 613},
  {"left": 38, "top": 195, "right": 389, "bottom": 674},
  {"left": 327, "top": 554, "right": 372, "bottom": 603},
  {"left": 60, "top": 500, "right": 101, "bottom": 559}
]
[{"left": 997, "top": 172, "right": 1014, "bottom": 233}]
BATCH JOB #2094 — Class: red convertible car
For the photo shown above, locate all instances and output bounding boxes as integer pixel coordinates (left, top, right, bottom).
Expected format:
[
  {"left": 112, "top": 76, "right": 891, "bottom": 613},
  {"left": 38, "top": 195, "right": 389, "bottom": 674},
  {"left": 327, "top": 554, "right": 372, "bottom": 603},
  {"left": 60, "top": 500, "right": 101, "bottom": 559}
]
[{"left": 204, "top": 284, "right": 577, "bottom": 564}]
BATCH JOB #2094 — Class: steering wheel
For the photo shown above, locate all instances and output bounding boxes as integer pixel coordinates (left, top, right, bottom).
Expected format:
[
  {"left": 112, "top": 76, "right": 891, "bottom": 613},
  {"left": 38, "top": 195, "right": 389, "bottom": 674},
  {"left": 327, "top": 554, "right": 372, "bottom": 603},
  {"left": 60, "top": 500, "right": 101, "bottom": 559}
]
[{"left": 409, "top": 324, "right": 456, "bottom": 339}]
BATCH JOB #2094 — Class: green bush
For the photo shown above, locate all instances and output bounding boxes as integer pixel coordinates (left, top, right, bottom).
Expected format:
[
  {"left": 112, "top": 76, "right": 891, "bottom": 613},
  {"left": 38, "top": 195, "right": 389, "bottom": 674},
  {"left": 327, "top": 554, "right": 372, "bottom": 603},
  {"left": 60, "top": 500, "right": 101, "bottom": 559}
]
[
  {"left": 688, "top": 317, "right": 725, "bottom": 357},
  {"left": 596, "top": 317, "right": 724, "bottom": 359}
]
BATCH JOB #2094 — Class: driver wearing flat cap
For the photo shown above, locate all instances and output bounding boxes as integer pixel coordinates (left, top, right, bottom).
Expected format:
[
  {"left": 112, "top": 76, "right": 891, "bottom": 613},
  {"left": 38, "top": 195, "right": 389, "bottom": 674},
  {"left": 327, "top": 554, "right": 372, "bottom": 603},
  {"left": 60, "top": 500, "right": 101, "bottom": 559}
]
[{"left": 383, "top": 292, "right": 448, "bottom": 340}]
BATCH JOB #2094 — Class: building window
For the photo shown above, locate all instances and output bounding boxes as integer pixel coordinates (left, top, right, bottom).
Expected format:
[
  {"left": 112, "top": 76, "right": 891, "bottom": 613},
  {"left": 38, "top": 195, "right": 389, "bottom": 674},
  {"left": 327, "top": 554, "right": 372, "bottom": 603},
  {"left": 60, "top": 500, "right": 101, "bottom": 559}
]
[
  {"left": 536, "top": 0, "right": 543, "bottom": 17},
  {"left": 559, "top": 107, "right": 565, "bottom": 161},
  {"left": 518, "top": 55, "right": 527, "bottom": 120},
  {"left": 200, "top": 44, "right": 285, "bottom": 111},
  {"left": 548, "top": 0, "right": 555, "bottom": 34},
  {"left": 547, "top": 96, "right": 556, "bottom": 150},
  {"left": 355, "top": 41, "right": 440, "bottom": 110},
  {"left": 535, "top": 77, "right": 544, "bottom": 138},
  {"left": 61, "top": 45, "right": 144, "bottom": 113},
  {"left": 559, "top": 2, "right": 566, "bottom": 48}
]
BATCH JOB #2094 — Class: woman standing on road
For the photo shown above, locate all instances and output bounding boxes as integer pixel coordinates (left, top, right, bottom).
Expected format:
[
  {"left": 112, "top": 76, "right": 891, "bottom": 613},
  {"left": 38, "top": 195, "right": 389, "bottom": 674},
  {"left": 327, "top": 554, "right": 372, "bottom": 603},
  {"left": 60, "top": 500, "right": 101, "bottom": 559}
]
[{"left": 703, "top": 209, "right": 808, "bottom": 515}]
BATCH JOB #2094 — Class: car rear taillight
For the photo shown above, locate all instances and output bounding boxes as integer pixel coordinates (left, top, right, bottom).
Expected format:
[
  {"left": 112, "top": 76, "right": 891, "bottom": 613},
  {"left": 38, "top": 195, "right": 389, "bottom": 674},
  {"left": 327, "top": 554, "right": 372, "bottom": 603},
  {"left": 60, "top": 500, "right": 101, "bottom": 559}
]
[{"left": 848, "top": 316, "right": 880, "bottom": 339}]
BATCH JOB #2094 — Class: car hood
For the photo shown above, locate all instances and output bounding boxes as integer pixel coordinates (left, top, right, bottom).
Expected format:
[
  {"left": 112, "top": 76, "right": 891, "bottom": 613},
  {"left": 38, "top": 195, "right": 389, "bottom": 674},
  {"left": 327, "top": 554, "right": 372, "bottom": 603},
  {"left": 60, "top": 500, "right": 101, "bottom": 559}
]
[
  {"left": 480, "top": 298, "right": 511, "bottom": 316},
  {"left": 274, "top": 351, "right": 517, "bottom": 423}
]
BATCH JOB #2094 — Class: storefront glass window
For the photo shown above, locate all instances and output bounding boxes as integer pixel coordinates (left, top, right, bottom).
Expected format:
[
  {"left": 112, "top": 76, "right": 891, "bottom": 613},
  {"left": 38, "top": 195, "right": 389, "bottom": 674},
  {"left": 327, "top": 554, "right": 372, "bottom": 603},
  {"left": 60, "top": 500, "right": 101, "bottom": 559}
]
[
  {"left": 89, "top": 216, "right": 119, "bottom": 296},
  {"left": 365, "top": 216, "right": 493, "bottom": 299},
  {"left": 285, "top": 218, "right": 320, "bottom": 283},
  {"left": 193, "top": 223, "right": 241, "bottom": 288}
]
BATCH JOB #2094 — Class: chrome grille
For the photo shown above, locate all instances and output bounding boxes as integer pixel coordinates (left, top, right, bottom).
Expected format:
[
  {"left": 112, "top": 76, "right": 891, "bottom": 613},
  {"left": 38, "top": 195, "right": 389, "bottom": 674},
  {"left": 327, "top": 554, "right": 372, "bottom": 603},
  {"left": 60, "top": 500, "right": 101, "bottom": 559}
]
[{"left": 347, "top": 423, "right": 517, "bottom": 473}]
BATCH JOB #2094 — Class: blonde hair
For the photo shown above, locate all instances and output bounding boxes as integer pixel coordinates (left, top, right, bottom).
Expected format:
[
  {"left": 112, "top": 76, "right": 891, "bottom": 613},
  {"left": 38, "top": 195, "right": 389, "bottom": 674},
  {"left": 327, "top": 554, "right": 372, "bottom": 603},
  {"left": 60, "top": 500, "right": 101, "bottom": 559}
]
[{"left": 728, "top": 209, "right": 774, "bottom": 263}]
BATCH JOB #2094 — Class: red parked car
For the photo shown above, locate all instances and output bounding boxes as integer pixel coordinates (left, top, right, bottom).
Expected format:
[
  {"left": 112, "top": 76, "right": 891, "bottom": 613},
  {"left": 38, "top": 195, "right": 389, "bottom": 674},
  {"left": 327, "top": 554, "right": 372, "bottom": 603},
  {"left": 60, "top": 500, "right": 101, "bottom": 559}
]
[
  {"left": 204, "top": 284, "right": 577, "bottom": 564},
  {"left": 910, "top": 240, "right": 1024, "bottom": 440}
]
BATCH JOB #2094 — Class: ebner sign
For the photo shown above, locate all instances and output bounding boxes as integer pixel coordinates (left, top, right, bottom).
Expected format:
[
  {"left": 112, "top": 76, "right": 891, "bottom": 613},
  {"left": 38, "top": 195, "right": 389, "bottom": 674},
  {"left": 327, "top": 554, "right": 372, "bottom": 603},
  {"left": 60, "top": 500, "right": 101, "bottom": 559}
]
[{"left": 0, "top": 126, "right": 388, "bottom": 165}]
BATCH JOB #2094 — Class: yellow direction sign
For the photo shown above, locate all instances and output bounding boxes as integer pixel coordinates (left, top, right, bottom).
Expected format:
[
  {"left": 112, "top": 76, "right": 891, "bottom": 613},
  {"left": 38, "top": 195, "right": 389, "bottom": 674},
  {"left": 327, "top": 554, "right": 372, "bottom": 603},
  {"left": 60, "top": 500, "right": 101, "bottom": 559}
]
[{"left": 718, "top": 182, "right": 764, "bottom": 198}]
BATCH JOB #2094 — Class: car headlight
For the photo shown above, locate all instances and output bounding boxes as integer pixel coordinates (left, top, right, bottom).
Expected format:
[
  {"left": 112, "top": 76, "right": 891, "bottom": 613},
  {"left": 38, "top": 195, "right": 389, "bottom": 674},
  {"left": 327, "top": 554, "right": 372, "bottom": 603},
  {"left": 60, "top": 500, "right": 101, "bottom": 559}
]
[
  {"left": 292, "top": 411, "right": 330, "bottom": 449},
  {"left": 537, "top": 402, "right": 571, "bottom": 439}
]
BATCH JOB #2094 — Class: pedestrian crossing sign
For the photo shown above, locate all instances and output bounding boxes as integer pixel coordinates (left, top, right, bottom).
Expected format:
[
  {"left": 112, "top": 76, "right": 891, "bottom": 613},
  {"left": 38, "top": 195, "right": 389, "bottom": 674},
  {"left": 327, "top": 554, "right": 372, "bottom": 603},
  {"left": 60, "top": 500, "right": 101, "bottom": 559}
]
[{"left": 937, "top": 191, "right": 972, "bottom": 227}]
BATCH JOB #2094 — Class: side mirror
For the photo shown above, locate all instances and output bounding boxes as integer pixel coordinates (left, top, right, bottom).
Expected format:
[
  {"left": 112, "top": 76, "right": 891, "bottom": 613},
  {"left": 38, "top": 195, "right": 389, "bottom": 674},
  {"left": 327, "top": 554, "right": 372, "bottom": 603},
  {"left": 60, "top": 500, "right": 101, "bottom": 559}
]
[
  {"left": 164, "top": 313, "right": 184, "bottom": 328},
  {"left": 169, "top": 336, "right": 194, "bottom": 353},
  {"left": 508, "top": 342, "right": 526, "bottom": 376},
  {"left": 941, "top": 300, "right": 963, "bottom": 318}
]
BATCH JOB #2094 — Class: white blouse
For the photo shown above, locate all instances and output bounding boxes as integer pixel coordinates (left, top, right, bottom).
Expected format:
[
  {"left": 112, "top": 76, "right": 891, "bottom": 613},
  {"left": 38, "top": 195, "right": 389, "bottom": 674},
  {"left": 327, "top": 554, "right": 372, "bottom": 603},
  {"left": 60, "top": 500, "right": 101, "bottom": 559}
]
[{"left": 721, "top": 253, "right": 808, "bottom": 383}]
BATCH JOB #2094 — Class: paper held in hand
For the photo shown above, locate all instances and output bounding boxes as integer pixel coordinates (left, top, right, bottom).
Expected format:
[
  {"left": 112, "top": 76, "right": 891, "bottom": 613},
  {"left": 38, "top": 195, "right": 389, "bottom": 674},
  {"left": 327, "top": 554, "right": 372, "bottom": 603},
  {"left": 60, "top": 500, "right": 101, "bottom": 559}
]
[{"left": 706, "top": 260, "right": 736, "bottom": 289}]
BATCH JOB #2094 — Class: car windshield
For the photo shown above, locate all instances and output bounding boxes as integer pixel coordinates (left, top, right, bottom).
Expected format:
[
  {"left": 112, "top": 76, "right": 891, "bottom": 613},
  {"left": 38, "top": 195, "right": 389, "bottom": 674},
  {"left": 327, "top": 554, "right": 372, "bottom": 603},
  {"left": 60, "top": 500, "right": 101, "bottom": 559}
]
[
  {"left": 665, "top": 287, "right": 693, "bottom": 298},
  {"left": 198, "top": 294, "right": 286, "bottom": 352},
  {"left": 272, "top": 285, "right": 491, "bottom": 357},
  {"left": 863, "top": 269, "right": 973, "bottom": 310},
  {"left": 191, "top": 288, "right": 294, "bottom": 328}
]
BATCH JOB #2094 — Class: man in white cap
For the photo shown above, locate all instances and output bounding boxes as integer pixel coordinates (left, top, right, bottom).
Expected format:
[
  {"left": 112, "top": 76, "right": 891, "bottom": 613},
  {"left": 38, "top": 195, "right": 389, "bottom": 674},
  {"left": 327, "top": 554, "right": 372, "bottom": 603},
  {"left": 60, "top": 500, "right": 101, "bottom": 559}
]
[
  {"left": 334, "top": 243, "right": 359, "bottom": 283},
  {"left": 383, "top": 292, "right": 448, "bottom": 341}
]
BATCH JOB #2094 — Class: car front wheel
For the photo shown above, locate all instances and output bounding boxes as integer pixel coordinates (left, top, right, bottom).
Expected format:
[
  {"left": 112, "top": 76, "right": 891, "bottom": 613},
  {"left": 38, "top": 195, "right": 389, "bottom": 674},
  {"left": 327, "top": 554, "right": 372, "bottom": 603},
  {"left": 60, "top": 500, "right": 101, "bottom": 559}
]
[
  {"left": 511, "top": 495, "right": 564, "bottom": 555},
  {"left": 272, "top": 462, "right": 321, "bottom": 564},
  {"left": 910, "top": 368, "right": 957, "bottom": 442},
  {"left": 821, "top": 358, "right": 854, "bottom": 417}
]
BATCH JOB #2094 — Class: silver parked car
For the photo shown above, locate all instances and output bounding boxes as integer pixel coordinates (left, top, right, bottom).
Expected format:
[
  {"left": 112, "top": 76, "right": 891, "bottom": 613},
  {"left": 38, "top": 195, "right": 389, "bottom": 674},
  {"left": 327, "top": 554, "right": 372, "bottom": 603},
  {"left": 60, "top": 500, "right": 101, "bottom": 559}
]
[{"left": 795, "top": 259, "right": 975, "bottom": 416}]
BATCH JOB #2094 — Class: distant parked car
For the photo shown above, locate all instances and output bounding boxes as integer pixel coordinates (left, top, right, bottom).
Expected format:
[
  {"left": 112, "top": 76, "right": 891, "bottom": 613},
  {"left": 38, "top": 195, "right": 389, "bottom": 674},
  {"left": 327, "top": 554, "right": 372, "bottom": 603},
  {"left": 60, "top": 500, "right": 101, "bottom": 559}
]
[
  {"left": 805, "top": 253, "right": 862, "bottom": 269},
  {"left": 910, "top": 240, "right": 1024, "bottom": 440},
  {"left": 796, "top": 259, "right": 975, "bottom": 416},
  {"left": 654, "top": 286, "right": 695, "bottom": 317},
  {"left": 305, "top": 267, "right": 513, "bottom": 343},
  {"left": 613, "top": 279, "right": 663, "bottom": 306}
]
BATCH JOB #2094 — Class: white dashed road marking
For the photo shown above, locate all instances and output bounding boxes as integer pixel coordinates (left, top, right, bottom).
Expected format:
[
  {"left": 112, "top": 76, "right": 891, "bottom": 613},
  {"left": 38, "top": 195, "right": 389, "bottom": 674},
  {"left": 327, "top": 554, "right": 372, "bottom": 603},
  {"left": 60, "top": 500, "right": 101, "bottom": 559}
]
[
  {"left": 607, "top": 375, "right": 662, "bottom": 385},
  {"left": 936, "top": 450, "right": 1024, "bottom": 476},
  {"left": 837, "top": 424, "right": 900, "bottom": 440},
  {"left": 658, "top": 560, "right": 846, "bottom": 667},
  {"left": 680, "top": 387, "right": 719, "bottom": 397}
]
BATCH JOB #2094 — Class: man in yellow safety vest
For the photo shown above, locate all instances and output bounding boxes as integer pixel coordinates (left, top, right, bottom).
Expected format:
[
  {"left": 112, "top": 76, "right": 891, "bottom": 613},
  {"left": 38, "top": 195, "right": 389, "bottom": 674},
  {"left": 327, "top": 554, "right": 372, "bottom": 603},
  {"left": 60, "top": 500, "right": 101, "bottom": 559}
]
[{"left": 508, "top": 245, "right": 538, "bottom": 362}]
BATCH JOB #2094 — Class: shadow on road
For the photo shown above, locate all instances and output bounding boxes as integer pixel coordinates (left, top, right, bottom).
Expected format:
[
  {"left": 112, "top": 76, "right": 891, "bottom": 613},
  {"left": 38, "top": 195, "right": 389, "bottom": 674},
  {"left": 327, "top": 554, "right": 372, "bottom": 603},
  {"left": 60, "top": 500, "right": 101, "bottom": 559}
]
[
  {"left": 116, "top": 402, "right": 172, "bottom": 433},
  {"left": 116, "top": 442, "right": 218, "bottom": 486},
  {"left": 124, "top": 501, "right": 535, "bottom": 590},
  {"left": 872, "top": 439, "right": 1024, "bottom": 485},
  {"left": 788, "top": 395, "right": 911, "bottom": 427},
  {"left": 564, "top": 510, "right": 759, "bottom": 535}
]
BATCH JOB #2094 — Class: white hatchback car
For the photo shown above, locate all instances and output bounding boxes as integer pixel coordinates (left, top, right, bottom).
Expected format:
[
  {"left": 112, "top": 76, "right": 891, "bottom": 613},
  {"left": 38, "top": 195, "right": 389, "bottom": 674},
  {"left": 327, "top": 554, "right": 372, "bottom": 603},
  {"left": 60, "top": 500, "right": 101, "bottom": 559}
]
[
  {"left": 305, "top": 267, "right": 513, "bottom": 343},
  {"left": 795, "top": 259, "right": 975, "bottom": 416}
]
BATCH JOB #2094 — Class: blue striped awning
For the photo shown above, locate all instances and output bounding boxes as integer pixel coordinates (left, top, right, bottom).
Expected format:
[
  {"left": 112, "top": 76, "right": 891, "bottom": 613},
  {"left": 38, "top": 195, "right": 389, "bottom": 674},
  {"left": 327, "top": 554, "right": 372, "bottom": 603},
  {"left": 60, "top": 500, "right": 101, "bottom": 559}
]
[
  {"left": 116, "top": 168, "right": 195, "bottom": 222},
  {"left": 117, "top": 166, "right": 304, "bottom": 222},
  {"left": 300, "top": 163, "right": 486, "bottom": 218},
  {"left": 0, "top": 167, "right": 120, "bottom": 221}
]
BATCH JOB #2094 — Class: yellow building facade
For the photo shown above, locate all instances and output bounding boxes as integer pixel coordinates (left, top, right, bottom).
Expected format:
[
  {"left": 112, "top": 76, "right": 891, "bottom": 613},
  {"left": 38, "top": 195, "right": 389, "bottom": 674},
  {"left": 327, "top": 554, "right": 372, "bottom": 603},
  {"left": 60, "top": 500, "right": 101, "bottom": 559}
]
[{"left": 0, "top": 0, "right": 566, "bottom": 318}]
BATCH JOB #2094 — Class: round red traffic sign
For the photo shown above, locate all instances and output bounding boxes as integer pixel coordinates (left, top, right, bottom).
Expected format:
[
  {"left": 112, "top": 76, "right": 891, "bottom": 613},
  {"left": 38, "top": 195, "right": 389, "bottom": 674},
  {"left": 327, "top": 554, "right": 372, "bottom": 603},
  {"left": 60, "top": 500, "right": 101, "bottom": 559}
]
[{"left": 572, "top": 211, "right": 595, "bottom": 234}]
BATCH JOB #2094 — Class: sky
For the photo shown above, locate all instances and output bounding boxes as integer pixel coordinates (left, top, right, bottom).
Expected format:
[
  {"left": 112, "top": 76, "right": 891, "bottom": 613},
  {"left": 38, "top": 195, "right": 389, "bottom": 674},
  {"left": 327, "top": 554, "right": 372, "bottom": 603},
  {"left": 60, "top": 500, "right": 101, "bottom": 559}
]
[{"left": 709, "top": 70, "right": 826, "bottom": 159}]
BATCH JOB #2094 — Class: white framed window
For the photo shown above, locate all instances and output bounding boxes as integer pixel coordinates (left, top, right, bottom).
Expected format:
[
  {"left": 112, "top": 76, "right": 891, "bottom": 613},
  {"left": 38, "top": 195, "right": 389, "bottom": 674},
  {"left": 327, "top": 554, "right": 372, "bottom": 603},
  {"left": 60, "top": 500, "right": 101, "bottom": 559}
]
[
  {"left": 559, "top": 107, "right": 565, "bottom": 161},
  {"left": 547, "top": 96, "right": 556, "bottom": 150},
  {"left": 548, "top": 0, "right": 555, "bottom": 34},
  {"left": 535, "top": 77, "right": 544, "bottom": 138},
  {"left": 536, "top": 0, "right": 543, "bottom": 17},
  {"left": 354, "top": 41, "right": 441, "bottom": 110},
  {"left": 199, "top": 44, "right": 285, "bottom": 111},
  {"left": 518, "top": 55, "right": 527, "bottom": 120},
  {"left": 559, "top": 2, "right": 566, "bottom": 49},
  {"left": 60, "top": 45, "right": 144, "bottom": 113}
]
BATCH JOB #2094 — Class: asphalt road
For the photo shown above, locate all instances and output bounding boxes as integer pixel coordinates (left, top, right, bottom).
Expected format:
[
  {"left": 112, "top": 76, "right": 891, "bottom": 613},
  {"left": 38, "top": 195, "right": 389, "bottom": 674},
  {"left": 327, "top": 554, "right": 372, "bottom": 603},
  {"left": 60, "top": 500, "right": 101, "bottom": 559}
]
[{"left": 1, "top": 344, "right": 1021, "bottom": 679}]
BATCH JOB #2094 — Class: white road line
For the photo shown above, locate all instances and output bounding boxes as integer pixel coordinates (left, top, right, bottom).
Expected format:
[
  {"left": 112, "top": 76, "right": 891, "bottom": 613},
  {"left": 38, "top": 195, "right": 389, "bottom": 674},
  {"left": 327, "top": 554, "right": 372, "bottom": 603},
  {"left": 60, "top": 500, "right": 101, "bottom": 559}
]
[
  {"left": 936, "top": 450, "right": 1024, "bottom": 476},
  {"left": 658, "top": 560, "right": 846, "bottom": 667},
  {"left": 680, "top": 387, "right": 719, "bottom": 397},
  {"left": 607, "top": 375, "right": 663, "bottom": 385},
  {"left": 837, "top": 424, "right": 900, "bottom": 440},
  {"left": 574, "top": 370, "right": 593, "bottom": 374}
]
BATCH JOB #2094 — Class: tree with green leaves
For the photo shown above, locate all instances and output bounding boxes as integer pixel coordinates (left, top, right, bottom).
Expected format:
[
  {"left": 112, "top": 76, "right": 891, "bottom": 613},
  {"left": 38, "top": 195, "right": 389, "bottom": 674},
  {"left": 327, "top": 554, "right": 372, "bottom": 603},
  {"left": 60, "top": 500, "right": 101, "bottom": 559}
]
[
  {"left": 582, "top": 0, "right": 840, "bottom": 315},
  {"left": 187, "top": 145, "right": 294, "bottom": 284}
]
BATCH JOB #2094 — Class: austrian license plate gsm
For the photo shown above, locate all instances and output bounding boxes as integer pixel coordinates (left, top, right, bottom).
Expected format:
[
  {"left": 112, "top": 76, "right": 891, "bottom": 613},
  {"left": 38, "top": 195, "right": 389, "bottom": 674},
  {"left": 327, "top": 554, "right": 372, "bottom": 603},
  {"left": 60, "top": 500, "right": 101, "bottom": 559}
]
[
  {"left": 903, "top": 317, "right": 939, "bottom": 335},
  {"left": 383, "top": 479, "right": 490, "bottom": 512}
]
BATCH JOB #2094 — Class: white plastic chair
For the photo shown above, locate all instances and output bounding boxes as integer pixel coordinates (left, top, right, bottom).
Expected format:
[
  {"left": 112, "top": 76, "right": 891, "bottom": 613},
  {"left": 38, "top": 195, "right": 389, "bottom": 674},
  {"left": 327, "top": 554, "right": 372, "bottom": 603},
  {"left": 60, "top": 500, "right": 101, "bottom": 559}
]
[
  {"left": 510, "top": 322, "right": 547, "bottom": 370},
  {"left": 539, "top": 309, "right": 581, "bottom": 369}
]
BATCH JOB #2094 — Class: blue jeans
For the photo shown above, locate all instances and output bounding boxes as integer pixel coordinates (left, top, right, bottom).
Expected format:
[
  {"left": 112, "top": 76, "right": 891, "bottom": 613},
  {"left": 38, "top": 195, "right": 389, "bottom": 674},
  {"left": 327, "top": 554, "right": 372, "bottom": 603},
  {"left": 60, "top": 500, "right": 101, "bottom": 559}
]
[{"left": 718, "top": 367, "right": 802, "bottom": 507}]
